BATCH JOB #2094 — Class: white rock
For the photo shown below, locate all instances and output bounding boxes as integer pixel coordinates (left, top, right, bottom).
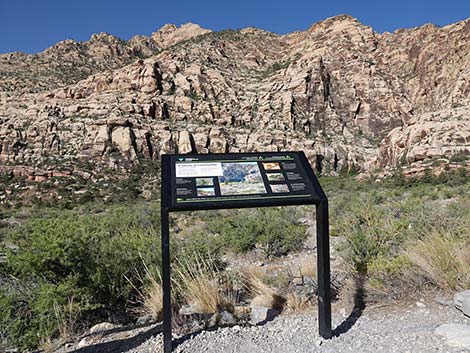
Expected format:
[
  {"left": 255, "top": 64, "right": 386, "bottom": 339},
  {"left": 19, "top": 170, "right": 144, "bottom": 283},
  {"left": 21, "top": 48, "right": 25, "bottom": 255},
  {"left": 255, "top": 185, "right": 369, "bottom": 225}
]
[
  {"left": 77, "top": 336, "right": 96, "bottom": 349},
  {"left": 177, "top": 130, "right": 194, "bottom": 154},
  {"left": 435, "top": 323, "right": 470, "bottom": 349},
  {"left": 464, "top": 299, "right": 470, "bottom": 318},
  {"left": 88, "top": 322, "right": 115, "bottom": 334},
  {"left": 454, "top": 290, "right": 470, "bottom": 317}
]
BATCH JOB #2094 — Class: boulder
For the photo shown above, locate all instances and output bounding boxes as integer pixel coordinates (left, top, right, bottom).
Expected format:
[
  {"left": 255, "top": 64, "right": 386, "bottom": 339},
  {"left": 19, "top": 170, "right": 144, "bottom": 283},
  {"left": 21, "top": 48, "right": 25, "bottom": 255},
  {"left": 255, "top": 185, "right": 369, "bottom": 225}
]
[
  {"left": 250, "top": 306, "right": 281, "bottom": 325},
  {"left": 454, "top": 290, "right": 470, "bottom": 317},
  {"left": 77, "top": 336, "right": 96, "bottom": 349},
  {"left": 136, "top": 313, "right": 158, "bottom": 326},
  {"left": 218, "top": 310, "right": 237, "bottom": 327},
  {"left": 151, "top": 23, "right": 211, "bottom": 48},
  {"left": 435, "top": 324, "right": 470, "bottom": 350}
]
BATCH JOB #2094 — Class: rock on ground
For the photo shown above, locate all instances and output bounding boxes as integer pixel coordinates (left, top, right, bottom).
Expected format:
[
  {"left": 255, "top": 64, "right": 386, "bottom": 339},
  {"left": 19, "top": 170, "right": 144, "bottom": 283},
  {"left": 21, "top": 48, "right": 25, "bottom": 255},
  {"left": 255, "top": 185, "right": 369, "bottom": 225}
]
[
  {"left": 454, "top": 290, "right": 470, "bottom": 317},
  {"left": 435, "top": 323, "right": 470, "bottom": 350}
]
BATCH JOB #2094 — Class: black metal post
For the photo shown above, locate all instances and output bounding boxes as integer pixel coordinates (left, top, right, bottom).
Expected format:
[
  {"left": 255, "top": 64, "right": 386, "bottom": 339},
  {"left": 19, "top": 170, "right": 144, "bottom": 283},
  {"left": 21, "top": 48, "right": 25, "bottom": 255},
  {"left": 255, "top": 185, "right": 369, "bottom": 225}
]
[
  {"left": 316, "top": 199, "right": 332, "bottom": 339},
  {"left": 161, "top": 206, "right": 172, "bottom": 353},
  {"left": 161, "top": 155, "right": 173, "bottom": 353}
]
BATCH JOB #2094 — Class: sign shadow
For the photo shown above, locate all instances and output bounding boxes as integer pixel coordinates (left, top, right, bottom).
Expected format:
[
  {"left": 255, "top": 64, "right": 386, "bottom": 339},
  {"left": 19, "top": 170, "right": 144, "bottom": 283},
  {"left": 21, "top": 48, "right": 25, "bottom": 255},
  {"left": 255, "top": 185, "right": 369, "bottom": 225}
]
[{"left": 332, "top": 274, "right": 366, "bottom": 337}]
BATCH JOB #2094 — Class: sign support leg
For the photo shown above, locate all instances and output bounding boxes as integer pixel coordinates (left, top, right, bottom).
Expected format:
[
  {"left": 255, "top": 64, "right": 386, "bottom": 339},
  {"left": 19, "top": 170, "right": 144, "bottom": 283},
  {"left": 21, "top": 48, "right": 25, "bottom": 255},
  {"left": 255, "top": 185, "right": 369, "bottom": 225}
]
[
  {"left": 316, "top": 200, "right": 332, "bottom": 339},
  {"left": 161, "top": 207, "right": 172, "bottom": 353}
]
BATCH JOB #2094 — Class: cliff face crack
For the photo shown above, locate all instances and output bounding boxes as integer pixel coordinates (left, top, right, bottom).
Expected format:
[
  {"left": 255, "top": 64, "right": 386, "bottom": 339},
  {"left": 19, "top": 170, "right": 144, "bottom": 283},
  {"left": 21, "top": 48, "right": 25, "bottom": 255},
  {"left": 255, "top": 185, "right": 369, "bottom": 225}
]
[
  {"left": 353, "top": 101, "right": 361, "bottom": 120},
  {"left": 319, "top": 59, "right": 332, "bottom": 106}
]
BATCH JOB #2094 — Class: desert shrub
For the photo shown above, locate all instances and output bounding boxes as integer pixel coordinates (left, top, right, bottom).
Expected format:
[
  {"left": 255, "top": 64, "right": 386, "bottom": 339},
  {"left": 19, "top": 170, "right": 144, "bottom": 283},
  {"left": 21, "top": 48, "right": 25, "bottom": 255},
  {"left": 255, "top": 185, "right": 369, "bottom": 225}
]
[
  {"left": 207, "top": 207, "right": 307, "bottom": 258},
  {"left": 1, "top": 202, "right": 161, "bottom": 349},
  {"left": 0, "top": 278, "right": 95, "bottom": 350},
  {"left": 176, "top": 229, "right": 224, "bottom": 263},
  {"left": 336, "top": 200, "right": 409, "bottom": 274},
  {"left": 329, "top": 172, "right": 470, "bottom": 299},
  {"left": 365, "top": 255, "right": 418, "bottom": 299},
  {"left": 449, "top": 153, "right": 469, "bottom": 163},
  {"left": 384, "top": 167, "right": 469, "bottom": 188},
  {"left": 258, "top": 61, "right": 290, "bottom": 79}
]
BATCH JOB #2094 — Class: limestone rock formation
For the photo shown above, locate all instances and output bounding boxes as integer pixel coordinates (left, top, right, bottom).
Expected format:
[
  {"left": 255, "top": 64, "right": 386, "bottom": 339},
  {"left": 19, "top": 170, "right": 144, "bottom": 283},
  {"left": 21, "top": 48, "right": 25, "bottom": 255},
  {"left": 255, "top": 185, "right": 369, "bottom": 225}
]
[
  {"left": 0, "top": 15, "right": 469, "bottom": 178},
  {"left": 151, "top": 23, "right": 212, "bottom": 48}
]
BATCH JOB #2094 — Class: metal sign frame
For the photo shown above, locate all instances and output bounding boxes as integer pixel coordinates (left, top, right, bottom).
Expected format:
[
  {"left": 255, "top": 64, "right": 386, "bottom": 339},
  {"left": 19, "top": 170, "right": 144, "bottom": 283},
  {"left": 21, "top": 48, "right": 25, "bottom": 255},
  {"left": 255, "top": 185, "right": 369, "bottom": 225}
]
[{"left": 160, "top": 151, "right": 331, "bottom": 353}]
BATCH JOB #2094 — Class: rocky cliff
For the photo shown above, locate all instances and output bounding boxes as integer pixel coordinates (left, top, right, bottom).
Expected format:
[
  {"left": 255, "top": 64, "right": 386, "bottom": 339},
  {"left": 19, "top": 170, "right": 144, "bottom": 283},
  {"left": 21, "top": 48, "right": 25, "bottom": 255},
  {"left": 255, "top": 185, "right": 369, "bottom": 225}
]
[{"left": 1, "top": 16, "right": 469, "bottom": 179}]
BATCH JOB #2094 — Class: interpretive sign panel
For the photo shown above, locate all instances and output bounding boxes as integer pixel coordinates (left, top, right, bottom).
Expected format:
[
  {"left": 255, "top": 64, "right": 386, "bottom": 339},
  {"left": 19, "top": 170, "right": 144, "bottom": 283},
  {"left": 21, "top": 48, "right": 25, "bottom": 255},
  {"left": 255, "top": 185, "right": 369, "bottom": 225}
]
[
  {"left": 160, "top": 151, "right": 331, "bottom": 353},
  {"left": 166, "top": 152, "right": 321, "bottom": 211}
]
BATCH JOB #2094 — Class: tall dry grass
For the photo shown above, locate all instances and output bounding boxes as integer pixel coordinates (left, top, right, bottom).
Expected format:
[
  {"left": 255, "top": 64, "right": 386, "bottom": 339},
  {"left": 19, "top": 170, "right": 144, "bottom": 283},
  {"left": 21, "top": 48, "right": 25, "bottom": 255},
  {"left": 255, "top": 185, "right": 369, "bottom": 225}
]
[
  {"left": 126, "top": 256, "right": 164, "bottom": 321},
  {"left": 407, "top": 231, "right": 470, "bottom": 291},
  {"left": 53, "top": 297, "right": 78, "bottom": 341},
  {"left": 142, "top": 275, "right": 163, "bottom": 320},
  {"left": 173, "top": 255, "right": 234, "bottom": 313},
  {"left": 285, "top": 292, "right": 313, "bottom": 312},
  {"left": 243, "top": 266, "right": 285, "bottom": 309},
  {"left": 298, "top": 259, "right": 316, "bottom": 279}
]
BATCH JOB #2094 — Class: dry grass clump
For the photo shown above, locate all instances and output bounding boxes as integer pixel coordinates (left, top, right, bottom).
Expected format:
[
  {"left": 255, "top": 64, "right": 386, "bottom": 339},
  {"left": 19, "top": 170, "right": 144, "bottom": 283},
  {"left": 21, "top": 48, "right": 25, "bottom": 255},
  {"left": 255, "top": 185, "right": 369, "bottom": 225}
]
[
  {"left": 407, "top": 231, "right": 470, "bottom": 291},
  {"left": 298, "top": 259, "right": 316, "bottom": 279},
  {"left": 173, "top": 255, "right": 234, "bottom": 314},
  {"left": 39, "top": 297, "right": 80, "bottom": 352},
  {"left": 142, "top": 276, "right": 163, "bottom": 320},
  {"left": 243, "top": 266, "right": 285, "bottom": 309},
  {"left": 243, "top": 266, "right": 273, "bottom": 296},
  {"left": 53, "top": 297, "right": 78, "bottom": 341},
  {"left": 126, "top": 259, "right": 164, "bottom": 321},
  {"left": 285, "top": 292, "right": 313, "bottom": 312}
]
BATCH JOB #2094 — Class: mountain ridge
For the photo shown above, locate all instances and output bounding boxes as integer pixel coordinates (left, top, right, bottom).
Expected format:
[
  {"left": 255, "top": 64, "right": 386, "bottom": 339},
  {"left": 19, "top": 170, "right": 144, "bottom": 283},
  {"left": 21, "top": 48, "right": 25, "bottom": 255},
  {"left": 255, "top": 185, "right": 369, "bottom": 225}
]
[{"left": 0, "top": 15, "right": 469, "bottom": 183}]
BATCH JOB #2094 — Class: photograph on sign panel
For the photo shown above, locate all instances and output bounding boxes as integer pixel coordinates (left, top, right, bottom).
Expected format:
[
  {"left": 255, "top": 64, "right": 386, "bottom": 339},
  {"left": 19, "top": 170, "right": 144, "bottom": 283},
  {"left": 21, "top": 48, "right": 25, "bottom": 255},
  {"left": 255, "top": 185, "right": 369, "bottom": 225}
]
[
  {"left": 196, "top": 177, "right": 214, "bottom": 186},
  {"left": 266, "top": 173, "right": 285, "bottom": 181},
  {"left": 262, "top": 162, "right": 281, "bottom": 170},
  {"left": 219, "top": 162, "right": 266, "bottom": 195},
  {"left": 270, "top": 184, "right": 289, "bottom": 193},
  {"left": 197, "top": 187, "right": 216, "bottom": 197}
]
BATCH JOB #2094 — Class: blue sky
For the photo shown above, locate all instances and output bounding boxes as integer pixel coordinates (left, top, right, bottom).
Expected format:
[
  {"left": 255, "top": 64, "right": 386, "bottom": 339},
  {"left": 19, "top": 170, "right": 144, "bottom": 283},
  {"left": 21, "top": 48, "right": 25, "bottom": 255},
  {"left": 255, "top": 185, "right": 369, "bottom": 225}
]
[{"left": 1, "top": 0, "right": 469, "bottom": 54}]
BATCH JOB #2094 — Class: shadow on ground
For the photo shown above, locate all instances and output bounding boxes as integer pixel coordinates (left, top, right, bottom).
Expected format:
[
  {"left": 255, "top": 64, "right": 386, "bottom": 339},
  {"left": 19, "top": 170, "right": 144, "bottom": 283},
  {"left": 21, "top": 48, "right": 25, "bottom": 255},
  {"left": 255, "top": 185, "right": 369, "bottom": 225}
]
[
  {"left": 333, "top": 274, "right": 366, "bottom": 337},
  {"left": 68, "top": 324, "right": 162, "bottom": 353}
]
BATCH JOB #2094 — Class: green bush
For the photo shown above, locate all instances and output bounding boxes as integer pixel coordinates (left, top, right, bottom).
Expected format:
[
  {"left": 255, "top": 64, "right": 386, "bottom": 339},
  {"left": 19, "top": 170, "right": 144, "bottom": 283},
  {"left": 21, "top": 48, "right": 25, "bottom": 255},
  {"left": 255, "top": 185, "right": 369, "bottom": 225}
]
[
  {"left": 1, "top": 202, "right": 161, "bottom": 349},
  {"left": 0, "top": 278, "right": 95, "bottom": 349},
  {"left": 2, "top": 168, "right": 469, "bottom": 349},
  {"left": 206, "top": 207, "right": 307, "bottom": 258},
  {"left": 329, "top": 171, "right": 470, "bottom": 299},
  {"left": 176, "top": 230, "right": 224, "bottom": 263},
  {"left": 336, "top": 200, "right": 409, "bottom": 274}
]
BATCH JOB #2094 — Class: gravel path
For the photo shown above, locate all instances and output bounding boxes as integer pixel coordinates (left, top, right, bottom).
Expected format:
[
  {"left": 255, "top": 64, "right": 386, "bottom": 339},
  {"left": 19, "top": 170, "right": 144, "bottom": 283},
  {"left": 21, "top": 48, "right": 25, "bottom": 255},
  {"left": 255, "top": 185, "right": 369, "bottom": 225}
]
[
  {"left": 65, "top": 301, "right": 470, "bottom": 353},
  {"left": 121, "top": 302, "right": 470, "bottom": 353}
]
